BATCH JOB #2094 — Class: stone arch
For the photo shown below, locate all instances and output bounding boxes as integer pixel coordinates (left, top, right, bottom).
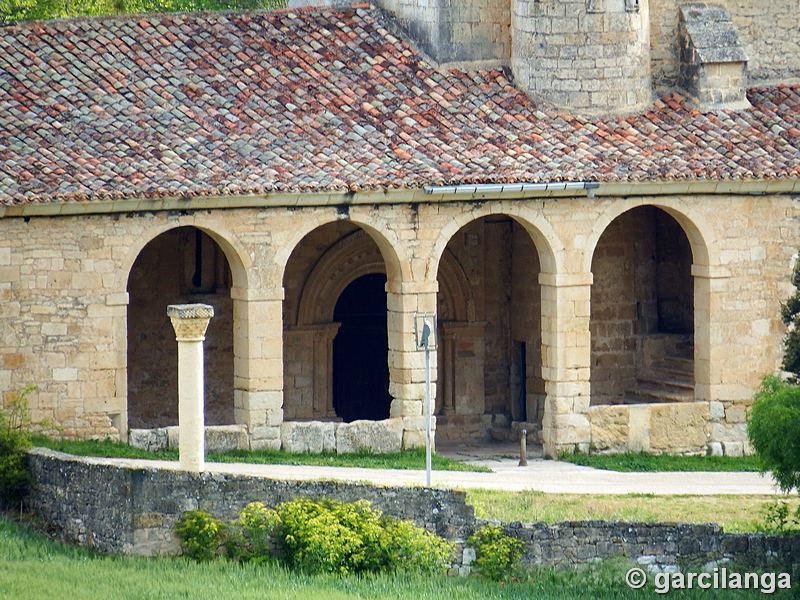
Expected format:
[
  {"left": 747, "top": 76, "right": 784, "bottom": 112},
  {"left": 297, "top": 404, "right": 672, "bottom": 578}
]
[
  {"left": 275, "top": 211, "right": 410, "bottom": 294},
  {"left": 296, "top": 230, "right": 386, "bottom": 326},
  {"left": 589, "top": 203, "right": 698, "bottom": 409},
  {"left": 584, "top": 198, "right": 713, "bottom": 273},
  {"left": 283, "top": 223, "right": 393, "bottom": 422},
  {"left": 118, "top": 217, "right": 251, "bottom": 296},
  {"left": 126, "top": 223, "right": 241, "bottom": 430},
  {"left": 433, "top": 208, "right": 547, "bottom": 442},
  {"left": 427, "top": 202, "right": 562, "bottom": 284}
]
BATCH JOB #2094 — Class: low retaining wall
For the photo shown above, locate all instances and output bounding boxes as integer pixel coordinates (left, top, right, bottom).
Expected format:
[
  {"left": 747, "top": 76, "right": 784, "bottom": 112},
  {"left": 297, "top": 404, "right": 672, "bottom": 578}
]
[
  {"left": 25, "top": 448, "right": 472, "bottom": 555},
  {"left": 25, "top": 449, "right": 800, "bottom": 575}
]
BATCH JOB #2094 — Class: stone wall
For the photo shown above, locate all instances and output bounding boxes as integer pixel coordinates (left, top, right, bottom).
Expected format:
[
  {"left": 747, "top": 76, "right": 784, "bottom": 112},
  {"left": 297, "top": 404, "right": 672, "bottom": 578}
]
[
  {"left": 129, "top": 418, "right": 421, "bottom": 455},
  {"left": 589, "top": 401, "right": 712, "bottom": 454},
  {"left": 26, "top": 448, "right": 473, "bottom": 555},
  {"left": 2, "top": 191, "right": 799, "bottom": 456},
  {"left": 25, "top": 449, "right": 800, "bottom": 576},
  {"left": 650, "top": 0, "right": 800, "bottom": 90}
]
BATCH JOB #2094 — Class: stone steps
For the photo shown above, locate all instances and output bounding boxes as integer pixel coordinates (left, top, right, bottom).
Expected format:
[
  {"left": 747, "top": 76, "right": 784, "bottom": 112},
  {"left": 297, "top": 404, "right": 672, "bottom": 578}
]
[{"left": 626, "top": 352, "right": 695, "bottom": 404}]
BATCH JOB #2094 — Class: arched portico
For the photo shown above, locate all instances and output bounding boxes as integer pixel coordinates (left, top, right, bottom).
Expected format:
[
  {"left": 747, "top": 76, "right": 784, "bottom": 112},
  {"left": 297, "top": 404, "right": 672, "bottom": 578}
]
[
  {"left": 431, "top": 208, "right": 555, "bottom": 445},
  {"left": 585, "top": 200, "right": 718, "bottom": 454},
  {"left": 283, "top": 225, "right": 391, "bottom": 422},
  {"left": 125, "top": 225, "right": 239, "bottom": 431}
]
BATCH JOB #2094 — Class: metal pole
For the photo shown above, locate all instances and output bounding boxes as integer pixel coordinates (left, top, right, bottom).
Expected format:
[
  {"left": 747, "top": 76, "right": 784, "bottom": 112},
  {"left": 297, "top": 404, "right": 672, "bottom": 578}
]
[{"left": 425, "top": 342, "right": 432, "bottom": 487}]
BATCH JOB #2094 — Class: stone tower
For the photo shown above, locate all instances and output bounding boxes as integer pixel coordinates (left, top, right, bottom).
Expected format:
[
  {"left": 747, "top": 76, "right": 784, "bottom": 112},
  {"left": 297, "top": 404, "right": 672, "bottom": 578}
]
[{"left": 511, "top": 0, "right": 652, "bottom": 115}]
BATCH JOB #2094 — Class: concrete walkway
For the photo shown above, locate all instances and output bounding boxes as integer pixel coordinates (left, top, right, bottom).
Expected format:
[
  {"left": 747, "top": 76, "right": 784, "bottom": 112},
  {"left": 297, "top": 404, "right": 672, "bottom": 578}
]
[{"left": 76, "top": 442, "right": 784, "bottom": 496}]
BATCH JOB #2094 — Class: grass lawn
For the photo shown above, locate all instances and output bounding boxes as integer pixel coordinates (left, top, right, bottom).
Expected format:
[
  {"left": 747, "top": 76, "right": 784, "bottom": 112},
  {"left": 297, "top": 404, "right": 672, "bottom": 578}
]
[
  {"left": 0, "top": 517, "right": 791, "bottom": 600},
  {"left": 558, "top": 451, "right": 761, "bottom": 472},
  {"left": 30, "top": 435, "right": 490, "bottom": 472},
  {"left": 467, "top": 489, "right": 800, "bottom": 533}
]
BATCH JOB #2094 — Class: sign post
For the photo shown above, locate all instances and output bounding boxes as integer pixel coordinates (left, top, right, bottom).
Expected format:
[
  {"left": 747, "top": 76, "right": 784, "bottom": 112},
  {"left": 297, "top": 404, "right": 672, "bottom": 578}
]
[{"left": 414, "top": 312, "right": 436, "bottom": 487}]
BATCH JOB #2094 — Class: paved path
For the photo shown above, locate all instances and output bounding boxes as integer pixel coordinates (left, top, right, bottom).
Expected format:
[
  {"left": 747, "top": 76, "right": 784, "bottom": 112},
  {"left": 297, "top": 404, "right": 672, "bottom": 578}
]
[{"left": 72, "top": 445, "right": 783, "bottom": 496}]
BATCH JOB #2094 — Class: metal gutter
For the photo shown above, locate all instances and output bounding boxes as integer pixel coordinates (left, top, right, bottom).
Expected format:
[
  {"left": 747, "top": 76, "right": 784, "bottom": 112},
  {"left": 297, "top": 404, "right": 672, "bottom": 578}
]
[{"left": 423, "top": 182, "right": 599, "bottom": 195}]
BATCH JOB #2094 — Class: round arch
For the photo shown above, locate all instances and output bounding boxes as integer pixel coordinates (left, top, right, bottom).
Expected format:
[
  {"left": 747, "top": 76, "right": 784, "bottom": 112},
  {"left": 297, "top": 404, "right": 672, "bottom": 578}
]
[
  {"left": 427, "top": 202, "right": 563, "bottom": 284},
  {"left": 274, "top": 211, "right": 412, "bottom": 294},
  {"left": 117, "top": 216, "right": 252, "bottom": 296},
  {"left": 125, "top": 223, "right": 241, "bottom": 429},
  {"left": 583, "top": 198, "right": 714, "bottom": 273},
  {"left": 296, "top": 229, "right": 387, "bottom": 325}
]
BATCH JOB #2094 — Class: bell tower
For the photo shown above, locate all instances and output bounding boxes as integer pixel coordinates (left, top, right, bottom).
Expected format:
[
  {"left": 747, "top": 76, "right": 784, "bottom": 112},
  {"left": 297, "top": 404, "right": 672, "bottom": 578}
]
[{"left": 511, "top": 0, "right": 652, "bottom": 115}]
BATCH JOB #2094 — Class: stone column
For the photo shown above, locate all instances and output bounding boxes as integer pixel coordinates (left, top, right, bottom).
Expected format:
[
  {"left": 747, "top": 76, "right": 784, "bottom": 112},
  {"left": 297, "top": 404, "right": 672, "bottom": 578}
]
[
  {"left": 231, "top": 286, "right": 284, "bottom": 450},
  {"left": 386, "top": 280, "right": 438, "bottom": 449},
  {"left": 168, "top": 303, "right": 214, "bottom": 472},
  {"left": 539, "top": 273, "right": 593, "bottom": 457}
]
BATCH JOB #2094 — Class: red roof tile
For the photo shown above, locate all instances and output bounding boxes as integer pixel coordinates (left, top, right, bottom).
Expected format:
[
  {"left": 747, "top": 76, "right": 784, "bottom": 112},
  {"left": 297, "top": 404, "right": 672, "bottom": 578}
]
[{"left": 1, "top": 7, "right": 800, "bottom": 205}]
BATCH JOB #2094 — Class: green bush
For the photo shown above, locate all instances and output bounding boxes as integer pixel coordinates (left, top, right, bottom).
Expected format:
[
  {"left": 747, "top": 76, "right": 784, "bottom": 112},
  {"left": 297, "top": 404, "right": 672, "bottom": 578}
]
[
  {"left": 780, "top": 254, "right": 800, "bottom": 380},
  {"left": 174, "top": 510, "right": 227, "bottom": 562},
  {"left": 224, "top": 502, "right": 280, "bottom": 564},
  {"left": 760, "top": 499, "right": 800, "bottom": 534},
  {"left": 748, "top": 376, "right": 800, "bottom": 493},
  {"left": 176, "top": 497, "right": 454, "bottom": 576},
  {"left": 378, "top": 515, "right": 455, "bottom": 574},
  {"left": 0, "top": 386, "right": 35, "bottom": 509},
  {"left": 466, "top": 524, "right": 524, "bottom": 581}
]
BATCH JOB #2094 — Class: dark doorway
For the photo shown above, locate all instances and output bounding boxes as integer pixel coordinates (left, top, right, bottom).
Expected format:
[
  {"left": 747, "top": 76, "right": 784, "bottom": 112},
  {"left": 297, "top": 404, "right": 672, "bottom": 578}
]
[{"left": 332, "top": 273, "right": 391, "bottom": 422}]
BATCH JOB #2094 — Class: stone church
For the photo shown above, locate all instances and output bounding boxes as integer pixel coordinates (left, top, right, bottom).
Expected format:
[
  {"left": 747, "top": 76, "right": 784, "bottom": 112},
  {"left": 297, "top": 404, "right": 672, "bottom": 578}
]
[{"left": 1, "top": 0, "right": 799, "bottom": 457}]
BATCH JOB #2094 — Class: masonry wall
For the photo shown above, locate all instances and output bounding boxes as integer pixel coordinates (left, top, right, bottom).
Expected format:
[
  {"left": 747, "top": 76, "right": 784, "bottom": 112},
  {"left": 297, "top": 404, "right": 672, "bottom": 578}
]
[
  {"left": 1, "top": 192, "right": 799, "bottom": 454},
  {"left": 650, "top": 0, "right": 800, "bottom": 90},
  {"left": 26, "top": 449, "right": 800, "bottom": 576}
]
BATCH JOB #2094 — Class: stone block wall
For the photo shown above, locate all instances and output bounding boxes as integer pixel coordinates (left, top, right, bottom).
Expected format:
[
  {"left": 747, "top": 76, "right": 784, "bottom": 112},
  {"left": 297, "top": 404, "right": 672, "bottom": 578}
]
[
  {"left": 589, "top": 401, "right": 710, "bottom": 454},
  {"left": 651, "top": 0, "right": 800, "bottom": 90},
  {"left": 129, "top": 418, "right": 427, "bottom": 455},
  {"left": 511, "top": 0, "right": 652, "bottom": 115},
  {"left": 25, "top": 449, "right": 800, "bottom": 576}
]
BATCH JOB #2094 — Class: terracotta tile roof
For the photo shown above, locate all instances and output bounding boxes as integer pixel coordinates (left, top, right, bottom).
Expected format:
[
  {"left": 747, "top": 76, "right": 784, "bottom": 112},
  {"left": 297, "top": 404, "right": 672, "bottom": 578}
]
[{"left": 1, "top": 7, "right": 799, "bottom": 205}]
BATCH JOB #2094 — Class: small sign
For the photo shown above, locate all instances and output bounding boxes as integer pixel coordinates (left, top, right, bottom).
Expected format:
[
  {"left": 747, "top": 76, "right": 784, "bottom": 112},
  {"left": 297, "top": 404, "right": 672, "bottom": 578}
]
[{"left": 414, "top": 312, "right": 437, "bottom": 350}]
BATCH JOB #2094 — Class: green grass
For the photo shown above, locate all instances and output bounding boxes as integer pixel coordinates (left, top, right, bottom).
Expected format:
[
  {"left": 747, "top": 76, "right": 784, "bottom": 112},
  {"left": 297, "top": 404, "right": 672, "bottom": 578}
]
[
  {"left": 0, "top": 516, "right": 789, "bottom": 600},
  {"left": 558, "top": 451, "right": 761, "bottom": 472},
  {"left": 467, "top": 489, "right": 800, "bottom": 533},
  {"left": 29, "top": 435, "right": 490, "bottom": 472}
]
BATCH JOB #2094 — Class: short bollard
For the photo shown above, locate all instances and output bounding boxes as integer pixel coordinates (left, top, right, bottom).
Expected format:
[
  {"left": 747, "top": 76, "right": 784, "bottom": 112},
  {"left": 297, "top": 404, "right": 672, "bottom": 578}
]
[{"left": 519, "top": 428, "right": 528, "bottom": 467}]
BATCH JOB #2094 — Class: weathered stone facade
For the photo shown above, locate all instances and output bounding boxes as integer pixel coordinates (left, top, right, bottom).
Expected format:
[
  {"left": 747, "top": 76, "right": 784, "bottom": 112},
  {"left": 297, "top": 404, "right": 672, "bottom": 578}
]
[
  {"left": 381, "top": 0, "right": 800, "bottom": 113},
  {"left": 1, "top": 4, "right": 799, "bottom": 457},
  {"left": 2, "top": 189, "right": 798, "bottom": 455}
]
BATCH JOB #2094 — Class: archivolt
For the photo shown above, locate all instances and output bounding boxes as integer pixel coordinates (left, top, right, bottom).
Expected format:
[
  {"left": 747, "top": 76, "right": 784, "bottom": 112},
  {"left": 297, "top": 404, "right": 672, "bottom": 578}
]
[{"left": 296, "top": 229, "right": 386, "bottom": 325}]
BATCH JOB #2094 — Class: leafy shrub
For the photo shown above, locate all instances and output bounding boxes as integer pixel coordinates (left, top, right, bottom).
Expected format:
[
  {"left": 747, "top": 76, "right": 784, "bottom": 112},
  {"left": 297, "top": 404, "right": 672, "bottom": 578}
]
[
  {"left": 748, "top": 376, "right": 800, "bottom": 493},
  {"left": 273, "top": 497, "right": 375, "bottom": 575},
  {"left": 760, "top": 499, "right": 800, "bottom": 534},
  {"left": 174, "top": 510, "right": 227, "bottom": 561},
  {"left": 0, "top": 386, "right": 35, "bottom": 509},
  {"left": 466, "top": 524, "right": 524, "bottom": 581},
  {"left": 224, "top": 502, "right": 280, "bottom": 563},
  {"left": 378, "top": 515, "right": 454, "bottom": 574},
  {"left": 780, "top": 254, "right": 800, "bottom": 380},
  {"left": 176, "top": 497, "right": 454, "bottom": 576}
]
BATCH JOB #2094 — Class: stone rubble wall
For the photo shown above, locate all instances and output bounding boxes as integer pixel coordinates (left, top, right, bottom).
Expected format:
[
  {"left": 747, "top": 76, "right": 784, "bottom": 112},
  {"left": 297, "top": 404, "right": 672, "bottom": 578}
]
[{"left": 25, "top": 448, "right": 800, "bottom": 576}]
